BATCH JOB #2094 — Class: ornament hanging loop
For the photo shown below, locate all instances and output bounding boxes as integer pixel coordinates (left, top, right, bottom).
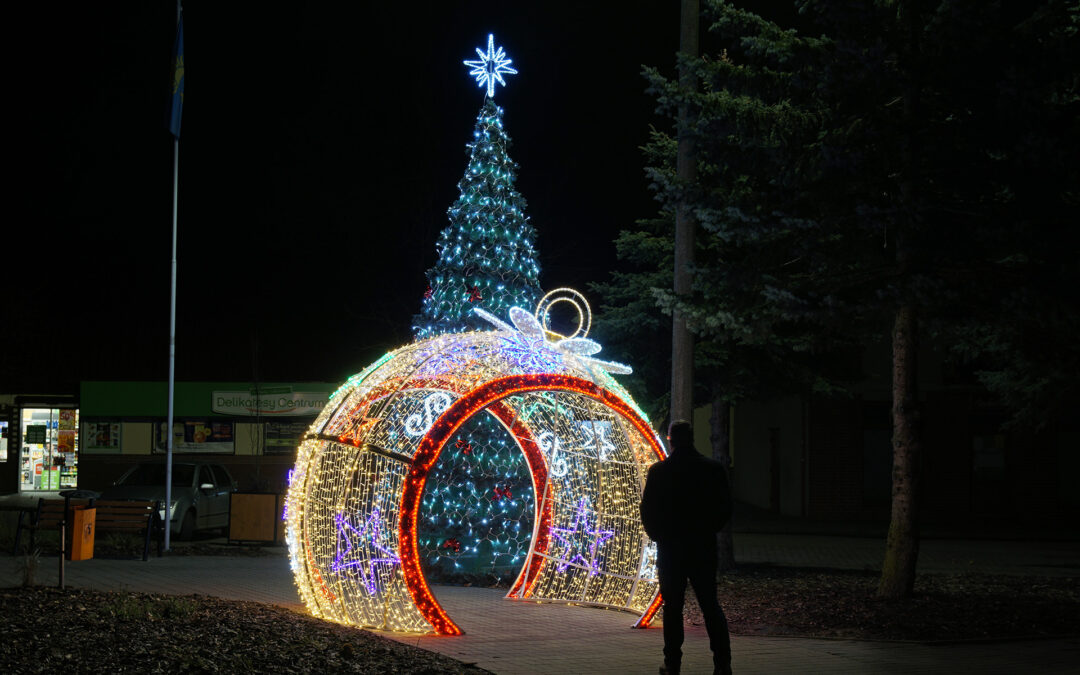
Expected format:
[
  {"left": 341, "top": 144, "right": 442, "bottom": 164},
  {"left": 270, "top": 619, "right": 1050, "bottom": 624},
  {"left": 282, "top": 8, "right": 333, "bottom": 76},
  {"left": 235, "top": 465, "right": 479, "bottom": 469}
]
[{"left": 536, "top": 288, "right": 592, "bottom": 340}]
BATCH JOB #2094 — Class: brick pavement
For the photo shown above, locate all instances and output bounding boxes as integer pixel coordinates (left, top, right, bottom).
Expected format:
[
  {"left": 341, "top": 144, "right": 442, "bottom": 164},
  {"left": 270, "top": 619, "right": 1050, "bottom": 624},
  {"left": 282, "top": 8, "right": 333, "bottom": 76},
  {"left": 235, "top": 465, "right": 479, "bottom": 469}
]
[{"left": 3, "top": 533, "right": 1078, "bottom": 674}]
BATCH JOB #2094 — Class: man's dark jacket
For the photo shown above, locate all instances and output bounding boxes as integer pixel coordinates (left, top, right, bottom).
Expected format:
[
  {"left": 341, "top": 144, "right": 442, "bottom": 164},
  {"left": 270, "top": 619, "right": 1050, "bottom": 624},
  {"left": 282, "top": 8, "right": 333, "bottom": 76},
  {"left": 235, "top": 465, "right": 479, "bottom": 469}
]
[{"left": 640, "top": 440, "right": 731, "bottom": 546}]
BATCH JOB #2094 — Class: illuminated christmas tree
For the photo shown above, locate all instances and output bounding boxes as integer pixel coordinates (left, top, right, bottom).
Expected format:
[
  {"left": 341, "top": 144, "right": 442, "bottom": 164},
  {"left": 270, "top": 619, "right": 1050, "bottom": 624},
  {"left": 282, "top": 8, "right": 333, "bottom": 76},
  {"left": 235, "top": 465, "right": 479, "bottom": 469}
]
[
  {"left": 412, "top": 103, "right": 541, "bottom": 335},
  {"left": 413, "top": 35, "right": 540, "bottom": 582}
]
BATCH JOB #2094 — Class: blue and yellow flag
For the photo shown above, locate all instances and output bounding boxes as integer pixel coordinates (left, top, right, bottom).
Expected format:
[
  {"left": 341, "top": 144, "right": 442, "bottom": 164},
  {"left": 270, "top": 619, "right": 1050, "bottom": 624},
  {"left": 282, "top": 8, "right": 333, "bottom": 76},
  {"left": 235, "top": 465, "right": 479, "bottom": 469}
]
[{"left": 168, "top": 16, "right": 184, "bottom": 137}]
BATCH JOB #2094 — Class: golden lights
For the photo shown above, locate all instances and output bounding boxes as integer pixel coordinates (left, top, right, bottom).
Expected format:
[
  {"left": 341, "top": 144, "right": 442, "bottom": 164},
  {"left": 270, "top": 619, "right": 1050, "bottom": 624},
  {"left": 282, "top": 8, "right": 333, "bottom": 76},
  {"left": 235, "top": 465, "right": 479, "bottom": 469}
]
[{"left": 286, "top": 321, "right": 664, "bottom": 635}]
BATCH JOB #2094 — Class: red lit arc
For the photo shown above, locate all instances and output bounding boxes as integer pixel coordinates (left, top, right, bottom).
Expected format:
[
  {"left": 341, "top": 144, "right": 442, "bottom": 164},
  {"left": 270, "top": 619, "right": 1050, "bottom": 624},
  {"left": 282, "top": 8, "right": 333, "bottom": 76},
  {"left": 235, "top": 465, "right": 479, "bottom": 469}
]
[
  {"left": 635, "top": 584, "right": 665, "bottom": 629},
  {"left": 489, "top": 403, "right": 552, "bottom": 601},
  {"left": 397, "top": 373, "right": 666, "bottom": 636}
]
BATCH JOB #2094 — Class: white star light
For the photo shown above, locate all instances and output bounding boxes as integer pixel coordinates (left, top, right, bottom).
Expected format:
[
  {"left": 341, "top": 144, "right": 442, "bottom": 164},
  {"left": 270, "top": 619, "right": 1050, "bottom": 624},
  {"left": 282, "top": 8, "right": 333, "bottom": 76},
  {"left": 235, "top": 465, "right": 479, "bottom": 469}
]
[{"left": 464, "top": 33, "right": 517, "bottom": 97}]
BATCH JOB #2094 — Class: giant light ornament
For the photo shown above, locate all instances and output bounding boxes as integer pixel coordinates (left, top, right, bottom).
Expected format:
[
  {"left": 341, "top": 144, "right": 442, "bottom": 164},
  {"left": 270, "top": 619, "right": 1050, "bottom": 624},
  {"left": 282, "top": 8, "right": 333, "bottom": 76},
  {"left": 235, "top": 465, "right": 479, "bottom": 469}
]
[{"left": 285, "top": 291, "right": 666, "bottom": 635}]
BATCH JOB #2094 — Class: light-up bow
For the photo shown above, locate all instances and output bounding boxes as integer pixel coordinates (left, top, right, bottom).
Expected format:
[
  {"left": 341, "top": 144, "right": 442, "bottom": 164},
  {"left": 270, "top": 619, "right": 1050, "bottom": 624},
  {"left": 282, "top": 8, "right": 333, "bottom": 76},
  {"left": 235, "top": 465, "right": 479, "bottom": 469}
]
[{"left": 474, "top": 299, "right": 633, "bottom": 376}]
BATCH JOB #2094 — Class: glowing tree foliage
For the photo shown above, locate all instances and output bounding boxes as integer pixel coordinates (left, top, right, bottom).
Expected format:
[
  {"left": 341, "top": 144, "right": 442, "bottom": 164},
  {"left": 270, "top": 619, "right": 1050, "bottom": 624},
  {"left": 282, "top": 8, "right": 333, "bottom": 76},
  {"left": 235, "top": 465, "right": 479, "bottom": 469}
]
[
  {"left": 416, "top": 418, "right": 533, "bottom": 581},
  {"left": 412, "top": 97, "right": 542, "bottom": 340}
]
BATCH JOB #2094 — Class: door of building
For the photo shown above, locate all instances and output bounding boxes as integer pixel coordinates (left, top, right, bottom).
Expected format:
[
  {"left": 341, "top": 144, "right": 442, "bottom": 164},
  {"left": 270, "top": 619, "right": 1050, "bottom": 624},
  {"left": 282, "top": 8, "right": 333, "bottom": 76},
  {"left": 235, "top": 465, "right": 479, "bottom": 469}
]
[{"left": 19, "top": 407, "right": 79, "bottom": 491}]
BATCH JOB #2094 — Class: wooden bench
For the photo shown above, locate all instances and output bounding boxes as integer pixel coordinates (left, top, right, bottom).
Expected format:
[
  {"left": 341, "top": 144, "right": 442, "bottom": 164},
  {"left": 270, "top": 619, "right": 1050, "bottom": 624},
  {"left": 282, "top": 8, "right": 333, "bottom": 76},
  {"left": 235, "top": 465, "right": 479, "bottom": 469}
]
[
  {"left": 14, "top": 498, "right": 164, "bottom": 561},
  {"left": 93, "top": 500, "right": 165, "bottom": 561}
]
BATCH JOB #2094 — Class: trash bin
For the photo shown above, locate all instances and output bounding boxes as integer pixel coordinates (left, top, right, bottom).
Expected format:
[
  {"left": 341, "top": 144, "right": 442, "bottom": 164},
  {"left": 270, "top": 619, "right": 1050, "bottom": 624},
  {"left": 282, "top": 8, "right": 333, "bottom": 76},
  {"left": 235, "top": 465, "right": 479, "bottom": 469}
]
[
  {"left": 228, "top": 493, "right": 281, "bottom": 544},
  {"left": 66, "top": 506, "right": 96, "bottom": 561}
]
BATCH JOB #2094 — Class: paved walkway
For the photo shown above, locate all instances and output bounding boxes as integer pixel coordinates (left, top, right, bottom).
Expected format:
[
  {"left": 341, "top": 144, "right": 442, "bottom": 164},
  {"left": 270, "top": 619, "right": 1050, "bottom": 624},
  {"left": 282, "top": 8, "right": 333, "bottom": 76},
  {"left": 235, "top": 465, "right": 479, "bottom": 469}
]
[{"left": 3, "top": 533, "right": 1078, "bottom": 673}]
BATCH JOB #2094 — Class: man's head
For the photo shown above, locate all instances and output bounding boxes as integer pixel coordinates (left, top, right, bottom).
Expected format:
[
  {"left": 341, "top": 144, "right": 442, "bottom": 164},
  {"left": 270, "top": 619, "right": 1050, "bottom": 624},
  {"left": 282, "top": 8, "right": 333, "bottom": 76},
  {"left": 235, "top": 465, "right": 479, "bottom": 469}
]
[{"left": 667, "top": 419, "right": 693, "bottom": 452}]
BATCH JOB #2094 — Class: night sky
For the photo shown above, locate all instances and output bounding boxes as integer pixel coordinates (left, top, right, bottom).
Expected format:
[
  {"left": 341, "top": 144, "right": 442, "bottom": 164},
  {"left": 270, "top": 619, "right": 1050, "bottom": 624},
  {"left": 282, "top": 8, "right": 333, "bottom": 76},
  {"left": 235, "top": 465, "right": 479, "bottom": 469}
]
[{"left": 8, "top": 2, "right": 690, "bottom": 392}]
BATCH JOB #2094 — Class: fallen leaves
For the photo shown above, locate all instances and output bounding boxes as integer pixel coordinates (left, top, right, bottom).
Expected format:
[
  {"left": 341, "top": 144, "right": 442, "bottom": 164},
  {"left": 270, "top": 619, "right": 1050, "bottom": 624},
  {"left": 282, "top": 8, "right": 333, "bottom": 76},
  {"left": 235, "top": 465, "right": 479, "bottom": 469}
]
[
  {"left": 4, "top": 565, "right": 1077, "bottom": 673},
  {"left": 0, "top": 587, "right": 489, "bottom": 674},
  {"left": 679, "top": 565, "right": 1080, "bottom": 641}
]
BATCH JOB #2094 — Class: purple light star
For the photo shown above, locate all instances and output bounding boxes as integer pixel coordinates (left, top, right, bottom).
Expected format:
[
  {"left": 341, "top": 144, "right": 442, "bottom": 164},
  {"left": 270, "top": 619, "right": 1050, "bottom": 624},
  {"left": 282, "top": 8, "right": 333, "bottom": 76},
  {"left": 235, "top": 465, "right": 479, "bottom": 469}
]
[
  {"left": 551, "top": 497, "right": 615, "bottom": 575},
  {"left": 330, "top": 508, "right": 400, "bottom": 594}
]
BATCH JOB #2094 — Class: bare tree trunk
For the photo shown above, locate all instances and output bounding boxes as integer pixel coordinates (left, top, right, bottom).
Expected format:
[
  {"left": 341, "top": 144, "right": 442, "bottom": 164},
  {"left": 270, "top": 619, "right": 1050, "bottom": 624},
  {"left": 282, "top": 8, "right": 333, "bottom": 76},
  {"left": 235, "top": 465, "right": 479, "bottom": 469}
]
[
  {"left": 710, "top": 397, "right": 735, "bottom": 572},
  {"left": 878, "top": 304, "right": 921, "bottom": 598},
  {"left": 879, "top": 0, "right": 924, "bottom": 601},
  {"left": 670, "top": 0, "right": 699, "bottom": 423}
]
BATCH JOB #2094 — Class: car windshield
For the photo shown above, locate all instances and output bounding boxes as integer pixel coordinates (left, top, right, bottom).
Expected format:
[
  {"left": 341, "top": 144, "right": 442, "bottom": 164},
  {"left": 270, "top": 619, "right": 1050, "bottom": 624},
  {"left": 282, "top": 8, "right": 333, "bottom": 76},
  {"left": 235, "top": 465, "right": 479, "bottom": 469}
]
[{"left": 120, "top": 464, "right": 194, "bottom": 487}]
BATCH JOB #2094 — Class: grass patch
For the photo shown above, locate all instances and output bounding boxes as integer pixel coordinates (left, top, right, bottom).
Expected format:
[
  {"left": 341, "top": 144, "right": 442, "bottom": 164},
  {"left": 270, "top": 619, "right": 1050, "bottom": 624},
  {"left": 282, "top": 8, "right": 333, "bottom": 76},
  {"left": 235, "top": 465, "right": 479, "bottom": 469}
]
[{"left": 98, "top": 593, "right": 199, "bottom": 622}]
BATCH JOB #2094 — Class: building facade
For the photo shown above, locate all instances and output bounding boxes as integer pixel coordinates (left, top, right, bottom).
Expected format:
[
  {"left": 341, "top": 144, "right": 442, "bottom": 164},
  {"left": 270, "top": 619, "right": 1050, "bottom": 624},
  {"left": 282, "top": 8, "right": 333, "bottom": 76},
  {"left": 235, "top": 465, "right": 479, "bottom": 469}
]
[
  {"left": 715, "top": 340, "right": 1080, "bottom": 529},
  {"left": 0, "top": 381, "right": 337, "bottom": 496}
]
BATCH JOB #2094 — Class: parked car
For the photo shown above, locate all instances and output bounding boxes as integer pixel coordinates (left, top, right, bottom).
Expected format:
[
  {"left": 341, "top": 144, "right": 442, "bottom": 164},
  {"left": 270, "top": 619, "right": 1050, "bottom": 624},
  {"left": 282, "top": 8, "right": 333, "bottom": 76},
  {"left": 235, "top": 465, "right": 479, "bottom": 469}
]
[{"left": 100, "top": 461, "right": 237, "bottom": 540}]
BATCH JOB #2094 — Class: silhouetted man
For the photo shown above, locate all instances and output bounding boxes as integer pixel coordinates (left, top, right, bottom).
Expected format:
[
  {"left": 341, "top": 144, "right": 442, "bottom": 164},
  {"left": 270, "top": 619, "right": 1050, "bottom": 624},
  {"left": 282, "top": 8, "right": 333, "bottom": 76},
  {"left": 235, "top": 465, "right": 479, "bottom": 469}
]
[{"left": 641, "top": 419, "right": 732, "bottom": 675}]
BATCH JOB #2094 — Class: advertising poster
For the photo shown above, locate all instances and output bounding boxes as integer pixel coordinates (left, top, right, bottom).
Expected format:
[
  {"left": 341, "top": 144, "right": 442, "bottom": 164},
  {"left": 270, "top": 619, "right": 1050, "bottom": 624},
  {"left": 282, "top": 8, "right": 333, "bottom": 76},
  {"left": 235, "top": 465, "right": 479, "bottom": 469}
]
[
  {"left": 84, "top": 422, "right": 122, "bottom": 453},
  {"left": 57, "top": 430, "right": 76, "bottom": 453},
  {"left": 59, "top": 409, "right": 76, "bottom": 431},
  {"left": 264, "top": 421, "right": 308, "bottom": 456},
  {"left": 154, "top": 421, "right": 234, "bottom": 454}
]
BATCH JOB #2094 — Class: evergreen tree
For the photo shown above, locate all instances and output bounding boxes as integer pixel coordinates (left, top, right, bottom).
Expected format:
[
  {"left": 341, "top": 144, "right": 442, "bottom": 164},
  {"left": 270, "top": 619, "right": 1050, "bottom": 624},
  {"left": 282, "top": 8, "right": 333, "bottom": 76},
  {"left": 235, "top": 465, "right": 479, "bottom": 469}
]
[
  {"left": 413, "top": 97, "right": 543, "bottom": 582},
  {"left": 413, "top": 98, "right": 543, "bottom": 339},
  {"left": 592, "top": 130, "right": 821, "bottom": 573},
  {"left": 632, "top": 0, "right": 1079, "bottom": 599},
  {"left": 935, "top": 0, "right": 1080, "bottom": 429}
]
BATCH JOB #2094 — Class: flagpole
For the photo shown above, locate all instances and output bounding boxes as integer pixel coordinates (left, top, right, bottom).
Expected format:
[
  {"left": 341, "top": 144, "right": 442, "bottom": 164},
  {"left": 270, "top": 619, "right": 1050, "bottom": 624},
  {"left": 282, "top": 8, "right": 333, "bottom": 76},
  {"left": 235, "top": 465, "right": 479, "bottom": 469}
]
[{"left": 165, "top": 0, "right": 182, "bottom": 552}]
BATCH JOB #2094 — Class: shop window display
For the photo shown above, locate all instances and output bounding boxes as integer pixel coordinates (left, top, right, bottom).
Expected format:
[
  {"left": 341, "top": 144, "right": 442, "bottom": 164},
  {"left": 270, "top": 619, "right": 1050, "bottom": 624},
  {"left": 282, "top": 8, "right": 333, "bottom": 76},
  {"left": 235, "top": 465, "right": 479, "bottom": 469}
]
[{"left": 20, "top": 408, "right": 79, "bottom": 491}]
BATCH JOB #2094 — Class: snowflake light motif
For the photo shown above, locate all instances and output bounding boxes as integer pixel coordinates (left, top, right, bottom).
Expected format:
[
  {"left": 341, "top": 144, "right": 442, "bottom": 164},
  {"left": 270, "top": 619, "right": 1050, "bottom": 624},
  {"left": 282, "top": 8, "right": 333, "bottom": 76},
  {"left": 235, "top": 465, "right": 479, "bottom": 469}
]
[
  {"left": 464, "top": 33, "right": 518, "bottom": 98},
  {"left": 551, "top": 497, "right": 615, "bottom": 575},
  {"left": 640, "top": 541, "right": 659, "bottom": 580},
  {"left": 412, "top": 338, "right": 479, "bottom": 379},
  {"left": 499, "top": 331, "right": 565, "bottom": 373}
]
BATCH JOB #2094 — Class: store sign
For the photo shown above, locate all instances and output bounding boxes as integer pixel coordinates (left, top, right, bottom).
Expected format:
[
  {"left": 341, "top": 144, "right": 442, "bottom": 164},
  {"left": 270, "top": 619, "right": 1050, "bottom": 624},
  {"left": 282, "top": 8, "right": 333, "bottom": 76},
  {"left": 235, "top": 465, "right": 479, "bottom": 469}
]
[
  {"left": 26, "top": 425, "right": 46, "bottom": 444},
  {"left": 265, "top": 421, "right": 309, "bottom": 456},
  {"left": 211, "top": 389, "right": 328, "bottom": 416}
]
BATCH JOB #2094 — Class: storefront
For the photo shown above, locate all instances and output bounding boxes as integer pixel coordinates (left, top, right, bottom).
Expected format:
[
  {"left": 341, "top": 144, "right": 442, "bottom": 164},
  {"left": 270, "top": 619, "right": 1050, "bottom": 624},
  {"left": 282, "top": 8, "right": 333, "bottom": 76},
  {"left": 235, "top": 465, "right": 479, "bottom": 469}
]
[
  {"left": 0, "top": 395, "right": 80, "bottom": 494},
  {"left": 77, "top": 381, "right": 335, "bottom": 494},
  {"left": 20, "top": 407, "right": 80, "bottom": 490},
  {"left": 2, "top": 383, "right": 333, "bottom": 496}
]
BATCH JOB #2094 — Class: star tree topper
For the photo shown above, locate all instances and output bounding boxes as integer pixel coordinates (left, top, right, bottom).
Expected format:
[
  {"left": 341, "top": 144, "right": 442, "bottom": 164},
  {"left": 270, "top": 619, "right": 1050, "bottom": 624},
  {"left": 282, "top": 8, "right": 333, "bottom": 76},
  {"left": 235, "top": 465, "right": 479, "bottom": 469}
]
[{"left": 464, "top": 33, "right": 518, "bottom": 97}]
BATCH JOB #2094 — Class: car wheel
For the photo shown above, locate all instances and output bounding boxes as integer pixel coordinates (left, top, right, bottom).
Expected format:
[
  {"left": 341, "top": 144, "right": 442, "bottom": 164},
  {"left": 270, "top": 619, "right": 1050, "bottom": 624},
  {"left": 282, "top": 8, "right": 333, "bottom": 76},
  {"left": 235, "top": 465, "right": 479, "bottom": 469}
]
[{"left": 179, "top": 510, "right": 195, "bottom": 541}]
